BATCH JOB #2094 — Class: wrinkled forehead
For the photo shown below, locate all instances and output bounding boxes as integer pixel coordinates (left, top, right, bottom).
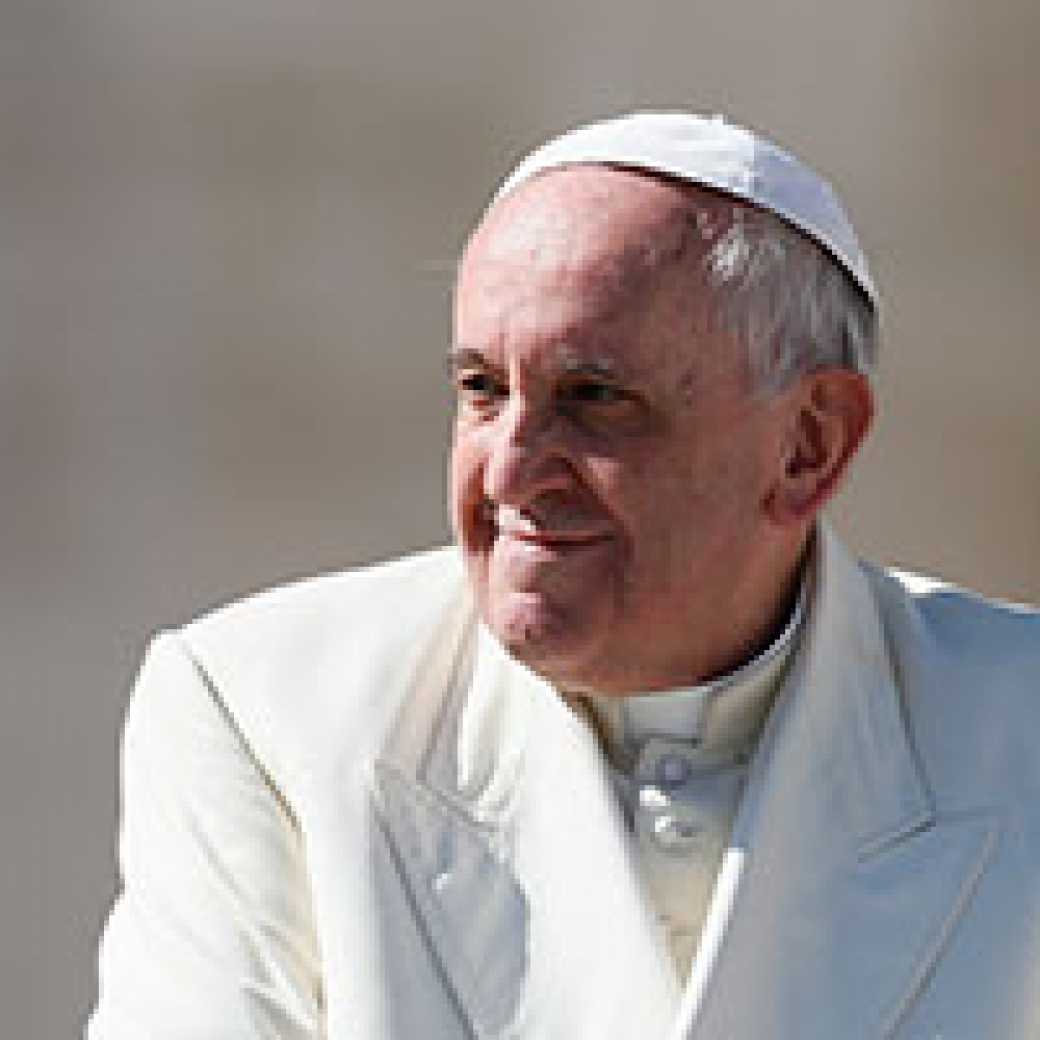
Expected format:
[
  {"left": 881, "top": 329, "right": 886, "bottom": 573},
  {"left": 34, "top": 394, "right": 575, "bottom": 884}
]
[{"left": 458, "top": 165, "right": 747, "bottom": 302}]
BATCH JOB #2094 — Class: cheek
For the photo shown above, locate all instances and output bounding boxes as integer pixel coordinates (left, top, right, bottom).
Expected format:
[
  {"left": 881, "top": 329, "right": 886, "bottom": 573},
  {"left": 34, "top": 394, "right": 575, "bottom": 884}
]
[
  {"left": 615, "top": 448, "right": 759, "bottom": 573},
  {"left": 449, "top": 429, "right": 495, "bottom": 552},
  {"left": 448, "top": 437, "right": 475, "bottom": 529}
]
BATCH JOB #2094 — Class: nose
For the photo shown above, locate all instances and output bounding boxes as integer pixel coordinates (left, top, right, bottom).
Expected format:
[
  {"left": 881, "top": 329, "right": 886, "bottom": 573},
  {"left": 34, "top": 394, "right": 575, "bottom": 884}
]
[{"left": 482, "top": 393, "right": 575, "bottom": 507}]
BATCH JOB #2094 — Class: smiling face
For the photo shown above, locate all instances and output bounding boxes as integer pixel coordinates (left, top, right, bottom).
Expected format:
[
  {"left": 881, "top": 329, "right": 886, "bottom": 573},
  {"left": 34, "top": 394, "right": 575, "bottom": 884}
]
[{"left": 451, "top": 166, "right": 807, "bottom": 694}]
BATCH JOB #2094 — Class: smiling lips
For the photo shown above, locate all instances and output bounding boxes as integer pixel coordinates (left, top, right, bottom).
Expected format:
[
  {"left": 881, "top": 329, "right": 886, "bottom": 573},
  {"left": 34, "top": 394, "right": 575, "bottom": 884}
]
[{"left": 492, "top": 505, "right": 612, "bottom": 549}]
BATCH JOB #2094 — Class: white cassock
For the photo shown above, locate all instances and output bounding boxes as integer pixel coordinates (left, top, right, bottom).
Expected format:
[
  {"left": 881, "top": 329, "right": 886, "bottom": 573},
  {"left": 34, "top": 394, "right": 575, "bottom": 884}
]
[{"left": 88, "top": 522, "right": 1040, "bottom": 1039}]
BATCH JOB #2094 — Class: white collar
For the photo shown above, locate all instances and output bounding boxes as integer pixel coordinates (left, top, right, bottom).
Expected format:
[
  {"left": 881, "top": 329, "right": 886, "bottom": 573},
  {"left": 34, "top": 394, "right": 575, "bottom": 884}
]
[{"left": 568, "top": 572, "right": 810, "bottom": 770}]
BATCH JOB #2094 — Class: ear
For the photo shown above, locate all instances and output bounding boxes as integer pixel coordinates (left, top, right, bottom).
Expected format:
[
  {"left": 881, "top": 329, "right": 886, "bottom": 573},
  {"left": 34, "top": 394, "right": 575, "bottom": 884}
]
[{"left": 764, "top": 369, "right": 874, "bottom": 525}]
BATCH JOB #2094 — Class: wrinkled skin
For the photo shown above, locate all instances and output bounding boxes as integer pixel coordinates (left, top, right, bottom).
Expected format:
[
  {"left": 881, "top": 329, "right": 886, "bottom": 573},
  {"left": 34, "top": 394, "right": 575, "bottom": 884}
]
[{"left": 450, "top": 166, "right": 869, "bottom": 695}]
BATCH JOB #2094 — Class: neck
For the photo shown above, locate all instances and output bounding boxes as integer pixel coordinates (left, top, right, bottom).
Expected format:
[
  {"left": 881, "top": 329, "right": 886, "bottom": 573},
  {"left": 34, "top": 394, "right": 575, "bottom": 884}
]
[{"left": 564, "top": 532, "right": 812, "bottom": 698}]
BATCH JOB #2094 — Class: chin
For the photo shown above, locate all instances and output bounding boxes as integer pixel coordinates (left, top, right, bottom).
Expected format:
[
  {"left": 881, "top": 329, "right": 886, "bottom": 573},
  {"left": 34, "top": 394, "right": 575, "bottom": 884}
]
[{"left": 484, "top": 589, "right": 609, "bottom": 687}]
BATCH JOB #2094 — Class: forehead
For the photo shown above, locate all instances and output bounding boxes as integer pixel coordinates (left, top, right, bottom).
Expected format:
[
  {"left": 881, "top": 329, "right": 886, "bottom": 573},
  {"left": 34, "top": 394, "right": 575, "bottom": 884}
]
[
  {"left": 454, "top": 166, "right": 742, "bottom": 377},
  {"left": 461, "top": 165, "right": 736, "bottom": 286}
]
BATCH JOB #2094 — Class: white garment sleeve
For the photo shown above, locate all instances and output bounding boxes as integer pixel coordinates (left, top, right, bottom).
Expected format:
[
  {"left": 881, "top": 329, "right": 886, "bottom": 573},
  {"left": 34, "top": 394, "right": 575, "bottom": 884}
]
[{"left": 87, "top": 632, "right": 324, "bottom": 1039}]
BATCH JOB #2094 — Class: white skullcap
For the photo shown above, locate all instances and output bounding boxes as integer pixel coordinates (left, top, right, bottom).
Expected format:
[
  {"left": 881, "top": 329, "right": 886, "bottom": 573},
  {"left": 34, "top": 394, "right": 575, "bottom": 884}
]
[{"left": 496, "top": 111, "right": 877, "bottom": 306}]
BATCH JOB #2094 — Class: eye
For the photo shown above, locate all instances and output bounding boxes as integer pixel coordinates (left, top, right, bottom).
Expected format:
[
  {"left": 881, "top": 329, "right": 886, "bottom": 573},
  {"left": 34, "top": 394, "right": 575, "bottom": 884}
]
[
  {"left": 455, "top": 371, "right": 505, "bottom": 406},
  {"left": 561, "top": 380, "right": 625, "bottom": 405}
]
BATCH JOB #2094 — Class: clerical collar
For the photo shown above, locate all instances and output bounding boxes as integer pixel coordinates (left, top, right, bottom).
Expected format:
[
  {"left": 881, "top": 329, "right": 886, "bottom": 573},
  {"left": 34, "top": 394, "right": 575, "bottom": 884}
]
[{"left": 566, "top": 574, "right": 809, "bottom": 772}]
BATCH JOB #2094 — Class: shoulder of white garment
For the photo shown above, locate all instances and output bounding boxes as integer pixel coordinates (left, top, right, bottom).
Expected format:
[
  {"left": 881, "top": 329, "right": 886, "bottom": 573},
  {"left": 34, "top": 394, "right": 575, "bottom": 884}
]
[
  {"left": 90, "top": 546, "right": 472, "bottom": 1039},
  {"left": 177, "top": 544, "right": 469, "bottom": 797}
]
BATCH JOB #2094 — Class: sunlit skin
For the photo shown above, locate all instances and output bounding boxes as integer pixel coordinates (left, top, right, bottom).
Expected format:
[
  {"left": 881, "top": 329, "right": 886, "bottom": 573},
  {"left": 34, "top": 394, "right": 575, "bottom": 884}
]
[{"left": 450, "top": 166, "right": 872, "bottom": 696}]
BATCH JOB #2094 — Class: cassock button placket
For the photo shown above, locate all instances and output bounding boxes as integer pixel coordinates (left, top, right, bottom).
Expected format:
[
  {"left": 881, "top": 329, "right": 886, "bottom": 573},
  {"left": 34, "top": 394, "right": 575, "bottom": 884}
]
[{"left": 631, "top": 739, "right": 748, "bottom": 859}]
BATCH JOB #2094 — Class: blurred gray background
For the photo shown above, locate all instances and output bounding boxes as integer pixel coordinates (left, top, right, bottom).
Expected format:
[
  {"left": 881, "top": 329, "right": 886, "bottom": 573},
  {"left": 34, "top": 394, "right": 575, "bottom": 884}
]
[{"left": 3, "top": 0, "right": 1038, "bottom": 1034}]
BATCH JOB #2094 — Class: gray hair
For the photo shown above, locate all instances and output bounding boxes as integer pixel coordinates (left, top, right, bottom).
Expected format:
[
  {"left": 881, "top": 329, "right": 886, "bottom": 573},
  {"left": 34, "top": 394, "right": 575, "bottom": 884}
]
[{"left": 701, "top": 204, "right": 878, "bottom": 393}]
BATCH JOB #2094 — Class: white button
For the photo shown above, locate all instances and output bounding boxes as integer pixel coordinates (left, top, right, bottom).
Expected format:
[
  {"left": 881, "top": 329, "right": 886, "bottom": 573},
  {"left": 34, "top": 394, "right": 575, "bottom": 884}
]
[
  {"left": 656, "top": 753, "right": 691, "bottom": 788},
  {"left": 638, "top": 785, "right": 670, "bottom": 810},
  {"left": 652, "top": 813, "right": 702, "bottom": 852}
]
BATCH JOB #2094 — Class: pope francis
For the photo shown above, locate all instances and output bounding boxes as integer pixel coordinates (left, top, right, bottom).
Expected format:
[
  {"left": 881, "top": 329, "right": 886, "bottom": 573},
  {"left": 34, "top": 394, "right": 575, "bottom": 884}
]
[{"left": 88, "top": 113, "right": 1040, "bottom": 1039}]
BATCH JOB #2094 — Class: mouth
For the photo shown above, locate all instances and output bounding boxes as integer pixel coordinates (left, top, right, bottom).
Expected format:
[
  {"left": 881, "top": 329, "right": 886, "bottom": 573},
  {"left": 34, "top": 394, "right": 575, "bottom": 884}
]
[
  {"left": 497, "top": 529, "right": 612, "bottom": 549},
  {"left": 490, "top": 505, "right": 613, "bottom": 551}
]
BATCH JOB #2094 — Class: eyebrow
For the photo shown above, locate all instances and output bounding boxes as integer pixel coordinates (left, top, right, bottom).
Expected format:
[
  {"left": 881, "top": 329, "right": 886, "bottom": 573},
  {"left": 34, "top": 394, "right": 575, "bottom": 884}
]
[
  {"left": 558, "top": 356, "right": 620, "bottom": 380},
  {"left": 446, "top": 347, "right": 494, "bottom": 375},
  {"left": 447, "top": 347, "right": 624, "bottom": 380}
]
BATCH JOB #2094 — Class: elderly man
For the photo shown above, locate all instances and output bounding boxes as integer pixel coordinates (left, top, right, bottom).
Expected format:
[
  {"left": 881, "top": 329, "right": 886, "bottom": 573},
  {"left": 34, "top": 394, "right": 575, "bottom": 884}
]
[{"left": 89, "top": 113, "right": 1040, "bottom": 1039}]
